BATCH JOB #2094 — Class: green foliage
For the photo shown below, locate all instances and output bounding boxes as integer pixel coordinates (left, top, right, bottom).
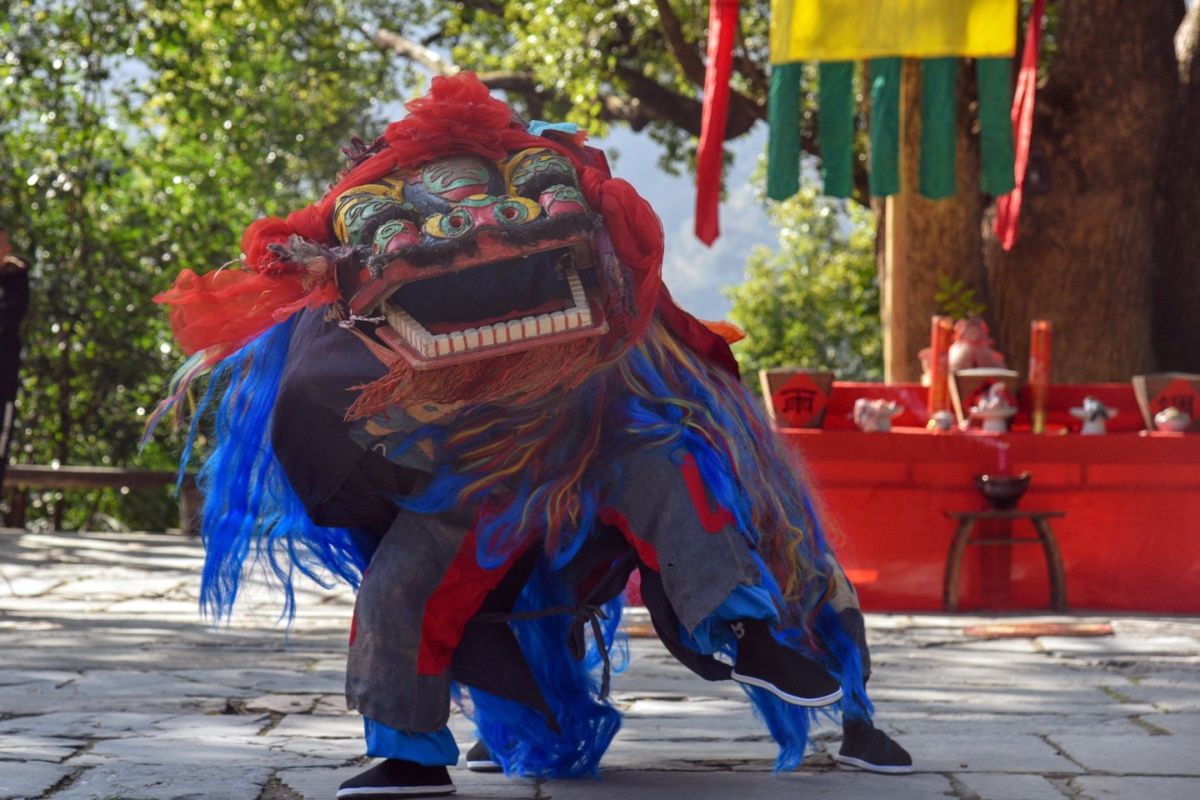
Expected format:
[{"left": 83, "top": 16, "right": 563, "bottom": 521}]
[
  {"left": 389, "top": 0, "right": 778, "bottom": 175},
  {"left": 0, "top": 0, "right": 398, "bottom": 530},
  {"left": 934, "top": 275, "right": 986, "bottom": 320},
  {"left": 725, "top": 181, "right": 882, "bottom": 380}
]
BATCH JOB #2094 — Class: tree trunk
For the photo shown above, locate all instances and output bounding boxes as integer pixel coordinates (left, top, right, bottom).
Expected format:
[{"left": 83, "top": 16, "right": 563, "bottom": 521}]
[
  {"left": 982, "top": 0, "right": 1182, "bottom": 382},
  {"left": 1152, "top": 2, "right": 1200, "bottom": 372},
  {"left": 882, "top": 59, "right": 984, "bottom": 382}
]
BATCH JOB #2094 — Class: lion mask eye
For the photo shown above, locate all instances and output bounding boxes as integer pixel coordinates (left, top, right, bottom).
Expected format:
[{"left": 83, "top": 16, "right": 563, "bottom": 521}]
[
  {"left": 503, "top": 148, "right": 580, "bottom": 200},
  {"left": 333, "top": 178, "right": 416, "bottom": 247}
]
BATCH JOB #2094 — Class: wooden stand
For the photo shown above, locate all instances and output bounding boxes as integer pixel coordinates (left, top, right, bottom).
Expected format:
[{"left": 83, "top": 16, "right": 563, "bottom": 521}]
[{"left": 943, "top": 509, "right": 1067, "bottom": 612}]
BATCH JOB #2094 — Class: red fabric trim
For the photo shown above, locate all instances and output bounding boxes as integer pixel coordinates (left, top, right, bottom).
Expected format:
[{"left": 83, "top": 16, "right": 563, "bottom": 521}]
[
  {"left": 679, "top": 454, "right": 735, "bottom": 533},
  {"left": 153, "top": 268, "right": 338, "bottom": 359},
  {"left": 599, "top": 507, "right": 661, "bottom": 572},
  {"left": 694, "top": 0, "right": 740, "bottom": 245},
  {"left": 416, "top": 529, "right": 532, "bottom": 676},
  {"left": 657, "top": 288, "right": 740, "bottom": 378},
  {"left": 994, "top": 0, "right": 1044, "bottom": 250}
]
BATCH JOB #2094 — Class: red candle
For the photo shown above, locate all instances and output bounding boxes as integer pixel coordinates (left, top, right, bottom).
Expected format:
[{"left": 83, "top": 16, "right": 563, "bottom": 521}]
[
  {"left": 928, "top": 315, "right": 953, "bottom": 417},
  {"left": 1029, "top": 320, "right": 1053, "bottom": 433}
]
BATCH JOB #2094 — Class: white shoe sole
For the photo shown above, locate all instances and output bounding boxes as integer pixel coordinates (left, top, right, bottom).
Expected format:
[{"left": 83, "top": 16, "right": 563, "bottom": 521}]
[
  {"left": 730, "top": 671, "right": 844, "bottom": 707},
  {"left": 834, "top": 753, "right": 914, "bottom": 774},
  {"left": 465, "top": 758, "right": 501, "bottom": 772},
  {"left": 337, "top": 785, "right": 456, "bottom": 797}
]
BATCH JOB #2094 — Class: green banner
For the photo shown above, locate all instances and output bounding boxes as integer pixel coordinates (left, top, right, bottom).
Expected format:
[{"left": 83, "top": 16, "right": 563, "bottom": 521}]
[
  {"left": 868, "top": 57, "right": 901, "bottom": 197},
  {"left": 919, "top": 58, "right": 958, "bottom": 199},
  {"left": 977, "top": 57, "right": 1016, "bottom": 196},
  {"left": 819, "top": 61, "right": 855, "bottom": 198},
  {"left": 767, "top": 63, "right": 804, "bottom": 201}
]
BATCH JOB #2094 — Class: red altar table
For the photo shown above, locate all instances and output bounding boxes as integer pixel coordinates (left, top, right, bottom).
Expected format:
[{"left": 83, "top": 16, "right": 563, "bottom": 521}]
[{"left": 783, "top": 386, "right": 1200, "bottom": 613}]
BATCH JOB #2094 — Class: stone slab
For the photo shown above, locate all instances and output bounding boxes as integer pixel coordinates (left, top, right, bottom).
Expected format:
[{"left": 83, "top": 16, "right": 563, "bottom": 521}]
[
  {"left": 263, "top": 714, "right": 363, "bottom": 739},
  {"left": 0, "top": 761, "right": 73, "bottom": 799},
  {"left": 1050, "top": 734, "right": 1200, "bottom": 776},
  {"left": 1073, "top": 776, "right": 1200, "bottom": 799},
  {"left": 50, "top": 762, "right": 272, "bottom": 800},
  {"left": 1037, "top": 635, "right": 1200, "bottom": 656},
  {"left": 0, "top": 711, "right": 176, "bottom": 738},
  {"left": 543, "top": 770, "right": 956, "bottom": 799},
  {"left": 277, "top": 766, "right": 540, "bottom": 799},
  {"left": 1145, "top": 713, "right": 1200, "bottom": 737},
  {"left": 895, "top": 733, "right": 1082, "bottom": 773},
  {"left": 955, "top": 773, "right": 1067, "bottom": 800},
  {"left": 0, "top": 733, "right": 85, "bottom": 762}
]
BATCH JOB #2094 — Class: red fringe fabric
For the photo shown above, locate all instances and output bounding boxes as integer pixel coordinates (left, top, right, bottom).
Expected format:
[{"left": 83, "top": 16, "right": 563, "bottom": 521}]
[
  {"left": 993, "top": 0, "right": 1045, "bottom": 251},
  {"left": 694, "top": 0, "right": 740, "bottom": 246},
  {"left": 154, "top": 268, "right": 338, "bottom": 360}
]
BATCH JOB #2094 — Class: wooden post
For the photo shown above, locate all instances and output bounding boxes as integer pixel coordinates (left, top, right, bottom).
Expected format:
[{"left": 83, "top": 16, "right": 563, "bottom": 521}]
[
  {"left": 883, "top": 192, "right": 909, "bottom": 383},
  {"left": 179, "top": 482, "right": 203, "bottom": 537},
  {"left": 881, "top": 58, "right": 986, "bottom": 383}
]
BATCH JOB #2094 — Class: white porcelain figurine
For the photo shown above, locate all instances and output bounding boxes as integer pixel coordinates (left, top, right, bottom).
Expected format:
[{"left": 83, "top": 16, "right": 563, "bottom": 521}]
[
  {"left": 969, "top": 382, "right": 1018, "bottom": 433},
  {"left": 1070, "top": 396, "right": 1118, "bottom": 435},
  {"left": 853, "top": 398, "right": 903, "bottom": 433}
]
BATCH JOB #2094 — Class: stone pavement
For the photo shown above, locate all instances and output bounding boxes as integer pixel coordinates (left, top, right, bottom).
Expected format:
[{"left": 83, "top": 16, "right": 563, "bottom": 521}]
[{"left": 2, "top": 528, "right": 1198, "bottom": 800}]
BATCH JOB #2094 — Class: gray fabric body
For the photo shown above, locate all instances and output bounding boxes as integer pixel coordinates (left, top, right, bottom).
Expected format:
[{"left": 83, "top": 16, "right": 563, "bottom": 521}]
[
  {"left": 345, "top": 508, "right": 472, "bottom": 730},
  {"left": 597, "top": 445, "right": 764, "bottom": 634},
  {"left": 340, "top": 441, "right": 773, "bottom": 733},
  {"left": 273, "top": 311, "right": 871, "bottom": 734}
]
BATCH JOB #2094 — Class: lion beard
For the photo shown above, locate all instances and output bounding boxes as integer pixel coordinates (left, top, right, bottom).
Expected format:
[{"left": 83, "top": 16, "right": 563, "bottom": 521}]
[{"left": 345, "top": 335, "right": 607, "bottom": 422}]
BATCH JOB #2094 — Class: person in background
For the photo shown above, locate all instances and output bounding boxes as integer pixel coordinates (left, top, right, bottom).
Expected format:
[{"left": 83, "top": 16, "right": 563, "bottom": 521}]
[{"left": 0, "top": 227, "right": 30, "bottom": 500}]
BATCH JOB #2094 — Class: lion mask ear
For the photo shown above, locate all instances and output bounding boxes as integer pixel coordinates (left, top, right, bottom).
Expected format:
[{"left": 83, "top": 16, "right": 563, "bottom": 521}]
[{"left": 702, "top": 320, "right": 747, "bottom": 345}]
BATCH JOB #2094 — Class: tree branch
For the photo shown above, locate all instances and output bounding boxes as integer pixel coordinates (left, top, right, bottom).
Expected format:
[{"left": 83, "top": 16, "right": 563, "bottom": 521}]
[
  {"left": 733, "top": 21, "right": 769, "bottom": 98},
  {"left": 373, "top": 26, "right": 765, "bottom": 141},
  {"left": 374, "top": 28, "right": 657, "bottom": 130},
  {"left": 652, "top": 0, "right": 707, "bottom": 86},
  {"left": 373, "top": 28, "right": 457, "bottom": 75}
]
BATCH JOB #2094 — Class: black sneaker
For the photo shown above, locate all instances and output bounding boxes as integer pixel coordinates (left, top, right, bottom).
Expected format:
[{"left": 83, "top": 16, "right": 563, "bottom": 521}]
[
  {"left": 728, "top": 619, "right": 843, "bottom": 707},
  {"left": 835, "top": 719, "right": 913, "bottom": 774},
  {"left": 336, "top": 759, "right": 456, "bottom": 798},
  {"left": 465, "top": 740, "right": 501, "bottom": 773}
]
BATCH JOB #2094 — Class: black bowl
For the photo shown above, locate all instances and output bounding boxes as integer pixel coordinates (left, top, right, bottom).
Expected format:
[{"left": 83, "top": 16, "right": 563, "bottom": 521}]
[{"left": 974, "top": 472, "right": 1031, "bottom": 510}]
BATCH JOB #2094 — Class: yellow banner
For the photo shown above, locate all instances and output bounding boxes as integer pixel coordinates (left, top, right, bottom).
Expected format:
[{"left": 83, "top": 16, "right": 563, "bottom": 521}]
[{"left": 770, "top": 0, "right": 1018, "bottom": 63}]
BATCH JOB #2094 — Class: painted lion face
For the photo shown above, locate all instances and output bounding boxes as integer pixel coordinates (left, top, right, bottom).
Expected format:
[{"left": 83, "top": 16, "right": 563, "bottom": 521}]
[{"left": 332, "top": 148, "right": 614, "bottom": 371}]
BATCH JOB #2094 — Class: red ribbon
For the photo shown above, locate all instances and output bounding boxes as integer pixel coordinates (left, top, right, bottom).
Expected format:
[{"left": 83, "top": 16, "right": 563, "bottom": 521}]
[
  {"left": 695, "top": 0, "right": 739, "bottom": 246},
  {"left": 993, "top": 0, "right": 1045, "bottom": 250}
]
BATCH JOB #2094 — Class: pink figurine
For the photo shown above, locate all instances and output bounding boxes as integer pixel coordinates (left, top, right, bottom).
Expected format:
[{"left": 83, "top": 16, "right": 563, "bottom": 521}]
[{"left": 949, "top": 317, "right": 1006, "bottom": 373}]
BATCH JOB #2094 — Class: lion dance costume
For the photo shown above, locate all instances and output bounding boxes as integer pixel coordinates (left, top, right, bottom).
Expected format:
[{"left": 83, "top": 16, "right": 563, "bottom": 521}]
[{"left": 153, "top": 74, "right": 909, "bottom": 797}]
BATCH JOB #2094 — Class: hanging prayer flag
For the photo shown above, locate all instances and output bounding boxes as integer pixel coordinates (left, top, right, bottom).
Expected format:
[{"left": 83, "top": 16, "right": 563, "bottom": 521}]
[
  {"left": 696, "top": 0, "right": 740, "bottom": 245},
  {"left": 994, "top": 0, "right": 1045, "bottom": 250},
  {"left": 919, "top": 58, "right": 958, "bottom": 199},
  {"left": 868, "top": 58, "right": 901, "bottom": 198},
  {"left": 818, "top": 62, "right": 855, "bottom": 198},
  {"left": 770, "top": 0, "right": 1018, "bottom": 63},
  {"left": 977, "top": 58, "right": 1017, "bottom": 196},
  {"left": 767, "top": 63, "right": 804, "bottom": 201},
  {"left": 763, "top": 1, "right": 1019, "bottom": 204}
]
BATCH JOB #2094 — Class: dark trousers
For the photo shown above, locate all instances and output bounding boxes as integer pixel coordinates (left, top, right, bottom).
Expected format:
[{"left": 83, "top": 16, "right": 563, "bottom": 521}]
[{"left": 0, "top": 396, "right": 12, "bottom": 495}]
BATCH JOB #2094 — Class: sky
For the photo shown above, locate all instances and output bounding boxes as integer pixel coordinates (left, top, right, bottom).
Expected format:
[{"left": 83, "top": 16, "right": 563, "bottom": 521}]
[{"left": 595, "top": 125, "right": 776, "bottom": 323}]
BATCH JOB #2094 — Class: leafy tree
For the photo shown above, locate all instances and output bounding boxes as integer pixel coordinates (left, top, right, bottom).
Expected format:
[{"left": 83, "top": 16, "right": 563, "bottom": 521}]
[
  {"left": 0, "top": 0, "right": 398, "bottom": 529},
  {"left": 371, "top": 0, "right": 806, "bottom": 178},
  {"left": 726, "top": 182, "right": 881, "bottom": 380},
  {"left": 373, "top": 1, "right": 1200, "bottom": 381}
]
